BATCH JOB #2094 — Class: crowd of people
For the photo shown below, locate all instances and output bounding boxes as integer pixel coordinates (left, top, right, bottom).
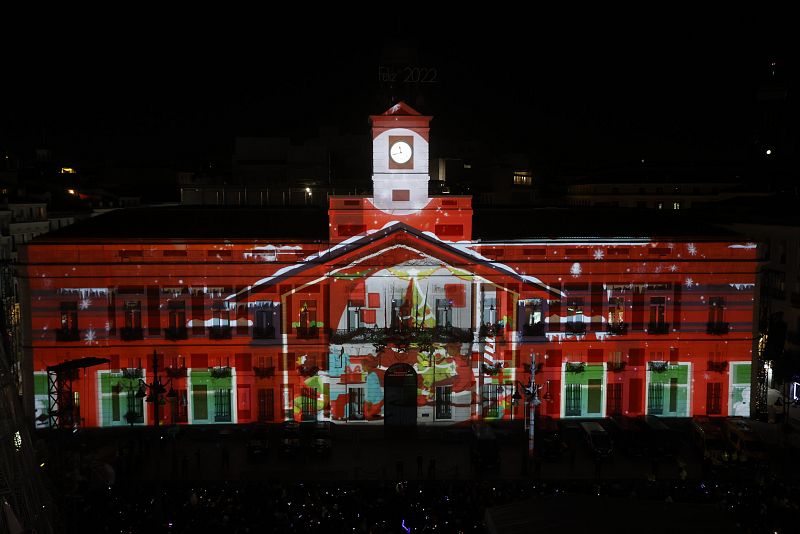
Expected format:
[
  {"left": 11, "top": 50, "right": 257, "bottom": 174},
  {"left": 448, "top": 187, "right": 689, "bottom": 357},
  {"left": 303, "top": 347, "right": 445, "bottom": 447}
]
[{"left": 54, "top": 476, "right": 798, "bottom": 533}]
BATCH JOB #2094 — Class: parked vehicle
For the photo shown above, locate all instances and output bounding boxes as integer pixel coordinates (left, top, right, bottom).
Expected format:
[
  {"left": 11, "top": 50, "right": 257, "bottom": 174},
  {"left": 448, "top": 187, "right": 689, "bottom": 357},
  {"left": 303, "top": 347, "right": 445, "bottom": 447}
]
[
  {"left": 281, "top": 420, "right": 301, "bottom": 454},
  {"left": 636, "top": 416, "right": 680, "bottom": 457},
  {"left": 245, "top": 423, "right": 270, "bottom": 463},
  {"left": 603, "top": 416, "right": 648, "bottom": 457},
  {"left": 312, "top": 421, "right": 332, "bottom": 455},
  {"left": 537, "top": 416, "right": 569, "bottom": 460},
  {"left": 691, "top": 417, "right": 729, "bottom": 466},
  {"left": 580, "top": 421, "right": 613, "bottom": 458},
  {"left": 724, "top": 418, "right": 768, "bottom": 463},
  {"left": 470, "top": 424, "right": 500, "bottom": 469}
]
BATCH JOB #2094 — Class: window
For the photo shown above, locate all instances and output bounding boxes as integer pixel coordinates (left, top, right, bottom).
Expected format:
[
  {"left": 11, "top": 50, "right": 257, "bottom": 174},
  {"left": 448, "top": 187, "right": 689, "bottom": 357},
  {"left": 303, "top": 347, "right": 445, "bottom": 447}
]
[
  {"left": 298, "top": 300, "right": 317, "bottom": 338},
  {"left": 522, "top": 299, "right": 544, "bottom": 336},
  {"left": 215, "top": 389, "right": 232, "bottom": 422},
  {"left": 301, "top": 387, "right": 317, "bottom": 421},
  {"left": 258, "top": 388, "right": 275, "bottom": 422},
  {"left": 254, "top": 302, "right": 276, "bottom": 339},
  {"left": 673, "top": 202, "right": 681, "bottom": 210},
  {"left": 707, "top": 383, "right": 722, "bottom": 415},
  {"left": 648, "top": 382, "right": 664, "bottom": 415},
  {"left": 483, "top": 297, "right": 497, "bottom": 325},
  {"left": 349, "top": 388, "right": 364, "bottom": 420},
  {"left": 708, "top": 297, "right": 725, "bottom": 325},
  {"left": 649, "top": 297, "right": 666, "bottom": 333},
  {"left": 346, "top": 300, "right": 362, "bottom": 331},
  {"left": 608, "top": 383, "right": 623, "bottom": 416},
  {"left": 436, "top": 386, "right": 452, "bottom": 419},
  {"left": 566, "top": 298, "right": 585, "bottom": 334},
  {"left": 608, "top": 297, "right": 625, "bottom": 332},
  {"left": 657, "top": 202, "right": 664, "bottom": 209},
  {"left": 167, "top": 300, "right": 186, "bottom": 339},
  {"left": 59, "top": 301, "right": 78, "bottom": 331},
  {"left": 513, "top": 171, "right": 532, "bottom": 186},
  {"left": 565, "top": 384, "right": 582, "bottom": 416},
  {"left": 211, "top": 300, "right": 229, "bottom": 328},
  {"left": 482, "top": 385, "right": 502, "bottom": 418},
  {"left": 435, "top": 298, "right": 452, "bottom": 328},
  {"left": 126, "top": 389, "right": 144, "bottom": 424}
]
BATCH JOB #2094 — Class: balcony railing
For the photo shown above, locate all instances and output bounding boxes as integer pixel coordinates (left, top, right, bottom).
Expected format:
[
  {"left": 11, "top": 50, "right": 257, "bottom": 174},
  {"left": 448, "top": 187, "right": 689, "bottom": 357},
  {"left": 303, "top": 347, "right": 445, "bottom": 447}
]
[
  {"left": 707, "top": 361, "right": 728, "bottom": 373},
  {"left": 253, "top": 325, "right": 276, "bottom": 340},
  {"left": 55, "top": 328, "right": 80, "bottom": 342},
  {"left": 296, "top": 326, "right": 319, "bottom": 339},
  {"left": 209, "top": 326, "right": 232, "bottom": 340},
  {"left": 165, "top": 366, "right": 188, "bottom": 378},
  {"left": 120, "top": 327, "right": 144, "bottom": 341},
  {"left": 608, "top": 361, "right": 627, "bottom": 372},
  {"left": 706, "top": 322, "right": 730, "bottom": 335},
  {"left": 565, "top": 322, "right": 587, "bottom": 335},
  {"left": 122, "top": 367, "right": 143, "bottom": 380},
  {"left": 608, "top": 322, "right": 628, "bottom": 335},
  {"left": 209, "top": 366, "right": 231, "bottom": 379},
  {"left": 164, "top": 326, "right": 188, "bottom": 340},
  {"left": 647, "top": 322, "right": 670, "bottom": 334},
  {"left": 522, "top": 322, "right": 546, "bottom": 337},
  {"left": 253, "top": 366, "right": 276, "bottom": 378},
  {"left": 329, "top": 326, "right": 473, "bottom": 345}
]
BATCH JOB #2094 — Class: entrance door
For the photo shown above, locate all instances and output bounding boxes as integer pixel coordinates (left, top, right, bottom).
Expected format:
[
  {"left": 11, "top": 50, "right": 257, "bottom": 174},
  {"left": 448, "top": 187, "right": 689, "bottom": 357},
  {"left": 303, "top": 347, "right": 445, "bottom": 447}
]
[{"left": 384, "top": 363, "right": 417, "bottom": 429}]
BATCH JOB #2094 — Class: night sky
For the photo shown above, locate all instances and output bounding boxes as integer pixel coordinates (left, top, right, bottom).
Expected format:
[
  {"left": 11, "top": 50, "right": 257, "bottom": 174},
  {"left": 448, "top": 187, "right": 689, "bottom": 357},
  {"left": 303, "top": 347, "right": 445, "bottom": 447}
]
[{"left": 3, "top": 14, "right": 793, "bottom": 173}]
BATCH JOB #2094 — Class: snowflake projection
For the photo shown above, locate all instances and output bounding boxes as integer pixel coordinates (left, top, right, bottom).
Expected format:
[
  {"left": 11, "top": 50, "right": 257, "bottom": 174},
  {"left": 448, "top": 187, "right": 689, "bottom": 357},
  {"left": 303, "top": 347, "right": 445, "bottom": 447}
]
[
  {"left": 654, "top": 265, "right": 663, "bottom": 273},
  {"left": 83, "top": 326, "right": 97, "bottom": 345},
  {"left": 593, "top": 249, "right": 604, "bottom": 260},
  {"left": 79, "top": 297, "right": 92, "bottom": 310},
  {"left": 104, "top": 321, "right": 112, "bottom": 333},
  {"left": 685, "top": 277, "right": 694, "bottom": 288},
  {"left": 669, "top": 264, "right": 679, "bottom": 272},
  {"left": 687, "top": 243, "right": 697, "bottom": 256},
  {"left": 570, "top": 262, "right": 582, "bottom": 277}
]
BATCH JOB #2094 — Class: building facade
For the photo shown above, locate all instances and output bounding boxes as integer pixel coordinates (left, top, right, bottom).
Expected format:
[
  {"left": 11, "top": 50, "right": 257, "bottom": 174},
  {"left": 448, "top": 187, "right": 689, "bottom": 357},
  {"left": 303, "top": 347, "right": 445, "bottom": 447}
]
[{"left": 20, "top": 103, "right": 759, "bottom": 429}]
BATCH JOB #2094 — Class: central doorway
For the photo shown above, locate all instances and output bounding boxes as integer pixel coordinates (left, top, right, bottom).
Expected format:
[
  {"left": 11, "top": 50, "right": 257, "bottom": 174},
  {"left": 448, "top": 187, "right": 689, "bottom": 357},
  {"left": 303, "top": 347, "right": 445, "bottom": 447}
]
[{"left": 384, "top": 363, "right": 418, "bottom": 431}]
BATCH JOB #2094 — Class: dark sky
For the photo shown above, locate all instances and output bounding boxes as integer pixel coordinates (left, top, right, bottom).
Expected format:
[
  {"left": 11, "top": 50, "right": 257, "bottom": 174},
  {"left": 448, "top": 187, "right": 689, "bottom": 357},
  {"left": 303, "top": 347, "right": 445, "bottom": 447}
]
[{"left": 2, "top": 13, "right": 793, "bottom": 172}]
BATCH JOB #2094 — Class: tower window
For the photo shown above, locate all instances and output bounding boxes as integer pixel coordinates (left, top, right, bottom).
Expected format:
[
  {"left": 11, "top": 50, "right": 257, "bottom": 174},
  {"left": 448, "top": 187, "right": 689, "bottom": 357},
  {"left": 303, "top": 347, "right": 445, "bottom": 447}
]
[{"left": 513, "top": 171, "right": 532, "bottom": 186}]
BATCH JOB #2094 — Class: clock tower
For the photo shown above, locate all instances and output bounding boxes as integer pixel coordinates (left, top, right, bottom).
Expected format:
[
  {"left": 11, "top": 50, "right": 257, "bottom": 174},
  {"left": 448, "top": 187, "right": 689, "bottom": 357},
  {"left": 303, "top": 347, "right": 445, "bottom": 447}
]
[{"left": 369, "top": 102, "right": 431, "bottom": 211}]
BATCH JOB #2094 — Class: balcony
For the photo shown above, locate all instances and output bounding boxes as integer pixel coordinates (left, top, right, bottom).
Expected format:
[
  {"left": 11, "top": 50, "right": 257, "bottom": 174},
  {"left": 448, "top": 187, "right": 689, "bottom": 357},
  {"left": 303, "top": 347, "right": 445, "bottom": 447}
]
[
  {"left": 209, "top": 326, "right": 232, "bottom": 340},
  {"left": 164, "top": 326, "right": 188, "bottom": 341},
  {"left": 647, "top": 322, "right": 670, "bottom": 334},
  {"left": 122, "top": 367, "right": 143, "bottom": 380},
  {"left": 565, "top": 322, "right": 587, "bottom": 335},
  {"left": 165, "top": 366, "right": 188, "bottom": 379},
  {"left": 706, "top": 322, "right": 730, "bottom": 335},
  {"left": 479, "top": 323, "right": 505, "bottom": 338},
  {"left": 608, "top": 322, "right": 628, "bottom": 335},
  {"left": 209, "top": 366, "right": 231, "bottom": 379},
  {"left": 707, "top": 361, "right": 728, "bottom": 373},
  {"left": 296, "top": 326, "right": 319, "bottom": 339},
  {"left": 253, "top": 325, "right": 276, "bottom": 340},
  {"left": 608, "top": 361, "right": 627, "bottom": 372},
  {"left": 522, "top": 322, "right": 546, "bottom": 337},
  {"left": 253, "top": 366, "right": 276, "bottom": 378},
  {"left": 120, "top": 327, "right": 144, "bottom": 341},
  {"left": 55, "top": 328, "right": 80, "bottom": 342}
]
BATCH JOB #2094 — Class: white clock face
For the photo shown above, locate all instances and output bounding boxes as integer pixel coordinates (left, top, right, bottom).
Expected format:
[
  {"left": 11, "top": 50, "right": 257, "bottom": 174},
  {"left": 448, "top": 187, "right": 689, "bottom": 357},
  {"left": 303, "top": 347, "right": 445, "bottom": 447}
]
[{"left": 389, "top": 141, "right": 412, "bottom": 164}]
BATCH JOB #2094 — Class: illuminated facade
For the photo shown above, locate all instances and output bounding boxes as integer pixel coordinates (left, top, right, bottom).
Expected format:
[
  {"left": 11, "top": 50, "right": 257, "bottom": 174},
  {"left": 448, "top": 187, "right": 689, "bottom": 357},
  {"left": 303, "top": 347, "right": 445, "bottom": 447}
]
[{"left": 20, "top": 103, "right": 759, "bottom": 428}]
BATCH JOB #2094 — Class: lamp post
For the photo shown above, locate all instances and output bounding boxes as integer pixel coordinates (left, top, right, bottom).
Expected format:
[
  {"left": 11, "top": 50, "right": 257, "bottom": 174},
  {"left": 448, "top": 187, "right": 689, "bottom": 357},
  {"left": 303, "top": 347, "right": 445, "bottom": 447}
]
[
  {"left": 136, "top": 349, "right": 175, "bottom": 428},
  {"left": 512, "top": 354, "right": 542, "bottom": 462}
]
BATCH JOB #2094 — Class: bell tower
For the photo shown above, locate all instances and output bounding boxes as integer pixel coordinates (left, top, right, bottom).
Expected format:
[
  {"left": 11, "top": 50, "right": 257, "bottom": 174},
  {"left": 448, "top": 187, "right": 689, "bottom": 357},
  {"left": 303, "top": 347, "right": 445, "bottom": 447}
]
[{"left": 369, "top": 102, "right": 432, "bottom": 211}]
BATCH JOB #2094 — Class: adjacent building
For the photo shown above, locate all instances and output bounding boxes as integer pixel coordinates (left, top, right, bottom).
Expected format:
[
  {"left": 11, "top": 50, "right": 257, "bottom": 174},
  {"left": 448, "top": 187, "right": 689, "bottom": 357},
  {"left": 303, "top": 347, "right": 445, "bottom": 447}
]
[{"left": 19, "top": 103, "right": 759, "bottom": 429}]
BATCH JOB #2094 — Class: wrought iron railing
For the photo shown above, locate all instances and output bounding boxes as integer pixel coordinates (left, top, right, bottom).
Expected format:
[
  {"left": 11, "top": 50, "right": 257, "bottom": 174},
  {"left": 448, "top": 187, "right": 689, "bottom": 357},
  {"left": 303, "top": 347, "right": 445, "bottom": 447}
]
[
  {"left": 522, "top": 322, "right": 546, "bottom": 337},
  {"left": 608, "top": 322, "right": 628, "bottom": 335},
  {"left": 165, "top": 366, "right": 188, "bottom": 378},
  {"left": 253, "top": 366, "right": 276, "bottom": 378},
  {"left": 647, "top": 322, "right": 670, "bottom": 334},
  {"left": 253, "top": 325, "right": 276, "bottom": 340},
  {"left": 565, "top": 322, "right": 587, "bottom": 335},
  {"left": 120, "top": 327, "right": 144, "bottom": 341},
  {"left": 164, "top": 326, "right": 188, "bottom": 340},
  {"left": 209, "top": 326, "right": 232, "bottom": 340},
  {"left": 56, "top": 328, "right": 80, "bottom": 342},
  {"left": 706, "top": 322, "right": 730, "bottom": 335},
  {"left": 707, "top": 361, "right": 728, "bottom": 373}
]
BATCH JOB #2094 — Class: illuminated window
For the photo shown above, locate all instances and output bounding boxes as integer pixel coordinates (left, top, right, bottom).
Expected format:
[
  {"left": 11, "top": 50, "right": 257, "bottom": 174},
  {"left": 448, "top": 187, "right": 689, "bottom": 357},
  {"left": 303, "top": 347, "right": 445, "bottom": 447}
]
[
  {"left": 513, "top": 171, "right": 532, "bottom": 186},
  {"left": 673, "top": 202, "right": 681, "bottom": 209}
]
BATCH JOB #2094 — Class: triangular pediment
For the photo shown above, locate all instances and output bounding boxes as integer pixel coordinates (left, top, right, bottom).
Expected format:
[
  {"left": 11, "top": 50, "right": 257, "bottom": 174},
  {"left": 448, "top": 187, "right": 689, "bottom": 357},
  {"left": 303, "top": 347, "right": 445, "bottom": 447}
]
[{"left": 229, "top": 223, "right": 562, "bottom": 303}]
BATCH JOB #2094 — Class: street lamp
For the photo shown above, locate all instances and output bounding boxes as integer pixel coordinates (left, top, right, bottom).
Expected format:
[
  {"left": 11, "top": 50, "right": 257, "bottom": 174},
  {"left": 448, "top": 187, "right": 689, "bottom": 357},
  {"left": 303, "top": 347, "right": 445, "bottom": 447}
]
[
  {"left": 136, "top": 349, "right": 173, "bottom": 428},
  {"left": 512, "top": 354, "right": 542, "bottom": 461}
]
